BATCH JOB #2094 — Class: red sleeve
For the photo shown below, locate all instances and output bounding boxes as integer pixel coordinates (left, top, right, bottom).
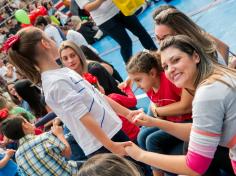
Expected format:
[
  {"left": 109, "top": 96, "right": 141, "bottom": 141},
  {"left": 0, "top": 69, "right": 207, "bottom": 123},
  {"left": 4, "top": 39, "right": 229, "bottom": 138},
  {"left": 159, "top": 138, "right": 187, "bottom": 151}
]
[{"left": 108, "top": 86, "right": 137, "bottom": 108}]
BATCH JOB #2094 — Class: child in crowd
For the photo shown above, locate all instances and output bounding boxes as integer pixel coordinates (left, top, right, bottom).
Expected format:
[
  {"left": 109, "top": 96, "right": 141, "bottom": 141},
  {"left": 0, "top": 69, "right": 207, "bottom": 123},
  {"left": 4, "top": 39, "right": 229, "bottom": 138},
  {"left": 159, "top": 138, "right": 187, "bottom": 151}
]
[
  {"left": 78, "top": 153, "right": 143, "bottom": 176},
  {"left": 5, "top": 27, "right": 135, "bottom": 159},
  {"left": 0, "top": 95, "right": 35, "bottom": 123},
  {"left": 1, "top": 116, "right": 80, "bottom": 175},
  {"left": 59, "top": 41, "right": 139, "bottom": 141},
  {"left": 126, "top": 51, "right": 192, "bottom": 176},
  {"left": 0, "top": 148, "right": 19, "bottom": 176},
  {"left": 125, "top": 35, "right": 236, "bottom": 175}
]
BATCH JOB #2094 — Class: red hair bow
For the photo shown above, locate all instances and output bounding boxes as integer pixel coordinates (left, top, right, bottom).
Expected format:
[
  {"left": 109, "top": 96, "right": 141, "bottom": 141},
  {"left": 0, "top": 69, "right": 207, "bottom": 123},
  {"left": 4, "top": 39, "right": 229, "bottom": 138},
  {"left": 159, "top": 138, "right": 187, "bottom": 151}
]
[
  {"left": 0, "top": 108, "right": 9, "bottom": 120},
  {"left": 1, "top": 35, "right": 20, "bottom": 53}
]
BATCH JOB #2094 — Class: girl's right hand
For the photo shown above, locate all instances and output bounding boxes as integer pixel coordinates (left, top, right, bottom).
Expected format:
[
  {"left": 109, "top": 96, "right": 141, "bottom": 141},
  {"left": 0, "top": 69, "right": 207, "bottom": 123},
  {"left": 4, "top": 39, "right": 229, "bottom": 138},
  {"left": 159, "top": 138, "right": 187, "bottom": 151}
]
[
  {"left": 118, "top": 77, "right": 133, "bottom": 90},
  {"left": 110, "top": 141, "right": 132, "bottom": 156}
]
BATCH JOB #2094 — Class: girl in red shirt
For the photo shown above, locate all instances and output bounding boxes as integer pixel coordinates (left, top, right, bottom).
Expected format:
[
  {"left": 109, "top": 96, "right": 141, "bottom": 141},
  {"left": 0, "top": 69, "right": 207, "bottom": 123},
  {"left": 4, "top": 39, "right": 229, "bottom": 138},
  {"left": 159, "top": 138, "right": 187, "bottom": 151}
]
[{"left": 126, "top": 51, "right": 192, "bottom": 176}]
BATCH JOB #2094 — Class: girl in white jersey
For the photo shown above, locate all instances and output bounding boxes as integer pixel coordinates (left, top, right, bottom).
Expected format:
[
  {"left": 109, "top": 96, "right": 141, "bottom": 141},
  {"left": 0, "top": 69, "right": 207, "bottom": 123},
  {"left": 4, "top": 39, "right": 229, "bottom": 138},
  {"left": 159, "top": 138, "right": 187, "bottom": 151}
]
[{"left": 4, "top": 27, "right": 135, "bottom": 157}]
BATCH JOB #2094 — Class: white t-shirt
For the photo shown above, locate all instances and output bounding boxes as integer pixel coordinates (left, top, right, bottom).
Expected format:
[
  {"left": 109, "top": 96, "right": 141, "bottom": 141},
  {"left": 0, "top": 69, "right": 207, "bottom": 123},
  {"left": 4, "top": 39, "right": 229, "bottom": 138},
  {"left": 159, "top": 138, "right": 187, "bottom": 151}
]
[
  {"left": 44, "top": 24, "right": 63, "bottom": 48},
  {"left": 0, "top": 66, "right": 7, "bottom": 78},
  {"left": 0, "top": 66, "right": 17, "bottom": 82},
  {"left": 66, "top": 30, "right": 98, "bottom": 54},
  {"left": 41, "top": 67, "right": 122, "bottom": 155},
  {"left": 75, "top": 0, "right": 119, "bottom": 25}
]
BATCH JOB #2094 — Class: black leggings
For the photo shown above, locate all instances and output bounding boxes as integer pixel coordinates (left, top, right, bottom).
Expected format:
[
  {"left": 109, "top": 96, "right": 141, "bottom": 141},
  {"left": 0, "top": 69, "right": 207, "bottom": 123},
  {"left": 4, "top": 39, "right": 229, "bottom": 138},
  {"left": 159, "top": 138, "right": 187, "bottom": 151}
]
[{"left": 99, "top": 12, "right": 157, "bottom": 63}]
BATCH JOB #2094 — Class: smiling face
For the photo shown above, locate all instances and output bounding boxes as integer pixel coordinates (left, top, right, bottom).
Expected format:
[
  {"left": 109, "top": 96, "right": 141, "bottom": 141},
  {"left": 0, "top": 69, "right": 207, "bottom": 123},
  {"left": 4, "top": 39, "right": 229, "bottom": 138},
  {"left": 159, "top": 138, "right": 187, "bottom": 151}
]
[
  {"left": 60, "top": 47, "right": 83, "bottom": 75},
  {"left": 160, "top": 47, "right": 200, "bottom": 89},
  {"left": 155, "top": 24, "right": 176, "bottom": 43}
]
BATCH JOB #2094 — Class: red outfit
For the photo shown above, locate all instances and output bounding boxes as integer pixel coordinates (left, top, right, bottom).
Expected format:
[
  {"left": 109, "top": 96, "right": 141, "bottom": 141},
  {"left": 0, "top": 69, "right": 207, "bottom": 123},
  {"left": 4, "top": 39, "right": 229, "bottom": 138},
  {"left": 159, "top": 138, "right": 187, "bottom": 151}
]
[
  {"left": 108, "top": 86, "right": 139, "bottom": 141},
  {"left": 147, "top": 72, "right": 191, "bottom": 122}
]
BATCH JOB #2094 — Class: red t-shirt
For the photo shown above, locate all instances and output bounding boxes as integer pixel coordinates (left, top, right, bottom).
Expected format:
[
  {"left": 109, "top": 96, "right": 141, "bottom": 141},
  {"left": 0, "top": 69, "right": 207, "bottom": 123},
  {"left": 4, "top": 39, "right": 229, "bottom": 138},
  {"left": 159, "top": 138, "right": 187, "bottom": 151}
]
[
  {"left": 147, "top": 72, "right": 191, "bottom": 122},
  {"left": 108, "top": 86, "right": 139, "bottom": 141}
]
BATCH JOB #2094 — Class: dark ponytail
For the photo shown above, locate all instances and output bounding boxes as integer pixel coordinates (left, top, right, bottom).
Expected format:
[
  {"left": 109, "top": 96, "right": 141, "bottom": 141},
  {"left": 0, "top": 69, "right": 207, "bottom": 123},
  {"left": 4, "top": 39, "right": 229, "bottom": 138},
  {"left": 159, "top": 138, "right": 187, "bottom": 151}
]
[{"left": 8, "top": 27, "right": 43, "bottom": 84}]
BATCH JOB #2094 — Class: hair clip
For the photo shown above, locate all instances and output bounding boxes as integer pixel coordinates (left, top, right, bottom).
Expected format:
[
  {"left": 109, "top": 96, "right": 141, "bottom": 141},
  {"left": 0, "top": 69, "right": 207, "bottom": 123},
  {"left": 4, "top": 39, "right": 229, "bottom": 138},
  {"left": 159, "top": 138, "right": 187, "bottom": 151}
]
[{"left": 1, "top": 35, "right": 20, "bottom": 53}]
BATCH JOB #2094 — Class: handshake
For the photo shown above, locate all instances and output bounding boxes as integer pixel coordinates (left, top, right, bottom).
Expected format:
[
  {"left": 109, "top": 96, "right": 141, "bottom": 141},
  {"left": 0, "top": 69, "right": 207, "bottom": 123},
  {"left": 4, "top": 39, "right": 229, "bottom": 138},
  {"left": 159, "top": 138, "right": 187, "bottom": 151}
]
[{"left": 127, "top": 109, "right": 156, "bottom": 127}]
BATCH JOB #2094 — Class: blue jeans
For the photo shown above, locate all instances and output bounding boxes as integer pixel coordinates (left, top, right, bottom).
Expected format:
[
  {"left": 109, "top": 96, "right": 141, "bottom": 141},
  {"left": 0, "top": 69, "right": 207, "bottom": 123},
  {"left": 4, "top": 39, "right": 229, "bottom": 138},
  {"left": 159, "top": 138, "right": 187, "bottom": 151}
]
[
  {"left": 137, "top": 126, "right": 182, "bottom": 175},
  {"left": 138, "top": 126, "right": 182, "bottom": 153}
]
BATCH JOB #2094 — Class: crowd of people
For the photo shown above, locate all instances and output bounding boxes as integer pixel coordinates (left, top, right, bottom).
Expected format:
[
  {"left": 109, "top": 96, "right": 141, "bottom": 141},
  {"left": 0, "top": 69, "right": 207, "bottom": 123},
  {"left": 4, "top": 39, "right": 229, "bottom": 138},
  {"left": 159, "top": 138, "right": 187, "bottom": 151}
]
[{"left": 0, "top": 0, "right": 236, "bottom": 176}]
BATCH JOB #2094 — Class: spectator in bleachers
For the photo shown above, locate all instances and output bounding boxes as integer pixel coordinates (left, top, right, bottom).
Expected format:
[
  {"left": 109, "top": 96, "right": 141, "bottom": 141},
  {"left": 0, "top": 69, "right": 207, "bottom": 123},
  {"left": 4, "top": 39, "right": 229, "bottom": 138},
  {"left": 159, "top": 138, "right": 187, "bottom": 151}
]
[
  {"left": 35, "top": 15, "right": 63, "bottom": 48},
  {"left": 153, "top": 6, "right": 229, "bottom": 65},
  {"left": 75, "top": 0, "right": 157, "bottom": 63},
  {"left": 70, "top": 16, "right": 102, "bottom": 44},
  {"left": 1, "top": 116, "right": 81, "bottom": 175},
  {"left": 60, "top": 25, "right": 98, "bottom": 54},
  {"left": 125, "top": 35, "right": 236, "bottom": 176},
  {"left": 0, "top": 59, "right": 17, "bottom": 83},
  {"left": 80, "top": 45, "right": 123, "bottom": 82},
  {"left": 0, "top": 95, "right": 35, "bottom": 123}
]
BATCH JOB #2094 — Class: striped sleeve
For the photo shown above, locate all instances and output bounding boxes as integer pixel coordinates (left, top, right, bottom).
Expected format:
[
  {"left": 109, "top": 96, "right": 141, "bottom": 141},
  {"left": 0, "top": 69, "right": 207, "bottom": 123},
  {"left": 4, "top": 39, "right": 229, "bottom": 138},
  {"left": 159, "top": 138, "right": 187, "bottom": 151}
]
[
  {"left": 186, "top": 128, "right": 221, "bottom": 174},
  {"left": 186, "top": 84, "right": 225, "bottom": 174}
]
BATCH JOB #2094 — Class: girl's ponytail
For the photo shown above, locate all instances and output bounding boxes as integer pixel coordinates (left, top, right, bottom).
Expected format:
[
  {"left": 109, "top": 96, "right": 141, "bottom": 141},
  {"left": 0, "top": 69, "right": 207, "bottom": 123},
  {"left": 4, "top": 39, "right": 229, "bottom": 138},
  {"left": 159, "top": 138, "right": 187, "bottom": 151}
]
[
  {"left": 126, "top": 51, "right": 163, "bottom": 74},
  {"left": 9, "top": 50, "right": 41, "bottom": 84},
  {"left": 7, "top": 27, "right": 43, "bottom": 84}
]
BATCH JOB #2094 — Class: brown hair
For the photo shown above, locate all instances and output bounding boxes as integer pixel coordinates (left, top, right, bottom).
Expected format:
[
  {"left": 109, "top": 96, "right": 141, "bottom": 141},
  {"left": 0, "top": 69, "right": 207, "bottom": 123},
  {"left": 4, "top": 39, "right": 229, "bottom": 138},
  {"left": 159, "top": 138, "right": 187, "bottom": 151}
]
[
  {"left": 6, "top": 82, "right": 20, "bottom": 105},
  {"left": 78, "top": 153, "right": 143, "bottom": 176},
  {"left": 126, "top": 51, "right": 163, "bottom": 74},
  {"left": 0, "top": 95, "right": 14, "bottom": 111},
  {"left": 152, "top": 4, "right": 176, "bottom": 20},
  {"left": 8, "top": 27, "right": 43, "bottom": 84},
  {"left": 59, "top": 41, "right": 88, "bottom": 74},
  {"left": 154, "top": 8, "right": 217, "bottom": 60},
  {"left": 159, "top": 35, "right": 236, "bottom": 88}
]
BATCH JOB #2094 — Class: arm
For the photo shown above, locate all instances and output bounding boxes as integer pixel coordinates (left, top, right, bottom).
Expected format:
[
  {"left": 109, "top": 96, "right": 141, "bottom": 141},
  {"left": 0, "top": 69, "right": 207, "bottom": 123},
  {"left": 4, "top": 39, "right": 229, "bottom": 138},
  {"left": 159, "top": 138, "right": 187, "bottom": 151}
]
[
  {"left": 80, "top": 112, "right": 131, "bottom": 155},
  {"left": 133, "top": 113, "right": 192, "bottom": 141},
  {"left": 105, "top": 96, "right": 131, "bottom": 120},
  {"left": 154, "top": 89, "right": 193, "bottom": 117},
  {"left": 108, "top": 86, "right": 137, "bottom": 108},
  {"left": 0, "top": 149, "right": 15, "bottom": 168},
  {"left": 100, "top": 63, "right": 114, "bottom": 76},
  {"left": 84, "top": 0, "right": 106, "bottom": 12},
  {"left": 208, "top": 34, "right": 229, "bottom": 64},
  {"left": 51, "top": 124, "right": 72, "bottom": 159},
  {"left": 125, "top": 143, "right": 200, "bottom": 176},
  {"left": 4, "top": 67, "right": 14, "bottom": 78}
]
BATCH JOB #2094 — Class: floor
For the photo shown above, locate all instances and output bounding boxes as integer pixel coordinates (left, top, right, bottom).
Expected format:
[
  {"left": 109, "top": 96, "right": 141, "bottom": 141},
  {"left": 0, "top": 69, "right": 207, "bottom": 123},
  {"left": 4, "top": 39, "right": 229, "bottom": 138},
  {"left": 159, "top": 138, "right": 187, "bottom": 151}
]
[{"left": 92, "top": 0, "right": 236, "bottom": 111}]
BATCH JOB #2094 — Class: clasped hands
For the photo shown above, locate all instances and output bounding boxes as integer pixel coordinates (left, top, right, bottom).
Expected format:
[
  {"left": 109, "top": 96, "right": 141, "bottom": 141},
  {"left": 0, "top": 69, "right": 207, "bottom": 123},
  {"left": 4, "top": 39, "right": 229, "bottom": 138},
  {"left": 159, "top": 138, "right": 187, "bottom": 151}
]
[{"left": 115, "top": 109, "right": 156, "bottom": 159}]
